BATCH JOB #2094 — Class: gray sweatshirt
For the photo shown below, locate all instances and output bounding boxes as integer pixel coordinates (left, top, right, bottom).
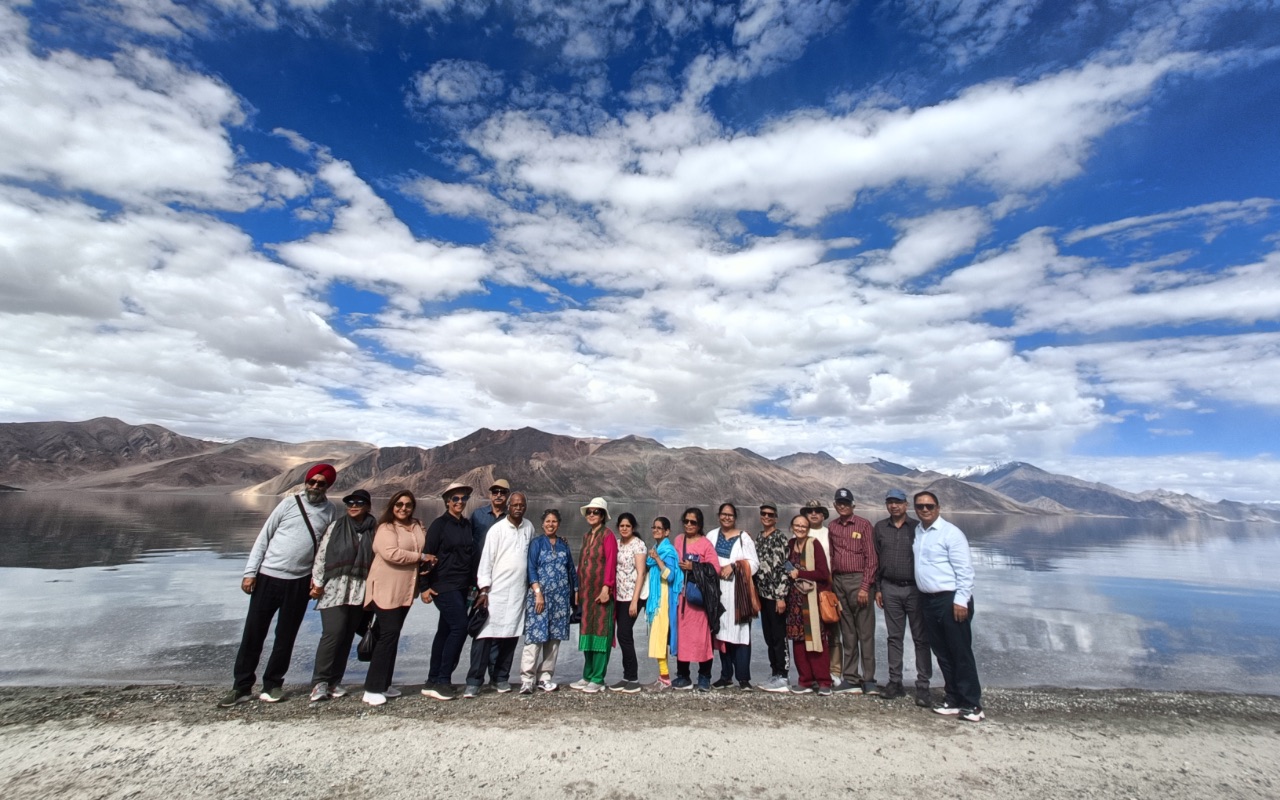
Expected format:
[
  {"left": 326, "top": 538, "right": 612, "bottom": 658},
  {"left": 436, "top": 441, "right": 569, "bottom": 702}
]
[{"left": 243, "top": 494, "right": 338, "bottom": 580}]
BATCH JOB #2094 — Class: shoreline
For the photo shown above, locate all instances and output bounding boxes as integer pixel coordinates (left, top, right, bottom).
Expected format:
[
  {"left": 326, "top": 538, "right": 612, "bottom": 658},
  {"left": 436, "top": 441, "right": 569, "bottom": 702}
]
[{"left": 2, "top": 685, "right": 1278, "bottom": 799}]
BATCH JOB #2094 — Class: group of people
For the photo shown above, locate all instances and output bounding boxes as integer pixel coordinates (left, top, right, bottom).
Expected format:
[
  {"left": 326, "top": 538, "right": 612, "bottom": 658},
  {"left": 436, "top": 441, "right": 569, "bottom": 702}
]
[{"left": 219, "top": 463, "right": 984, "bottom": 723}]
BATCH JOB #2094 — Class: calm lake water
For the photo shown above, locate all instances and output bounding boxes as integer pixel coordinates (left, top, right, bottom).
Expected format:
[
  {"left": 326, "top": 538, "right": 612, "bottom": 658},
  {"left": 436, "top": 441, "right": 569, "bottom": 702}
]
[{"left": 2, "top": 491, "right": 1278, "bottom": 694}]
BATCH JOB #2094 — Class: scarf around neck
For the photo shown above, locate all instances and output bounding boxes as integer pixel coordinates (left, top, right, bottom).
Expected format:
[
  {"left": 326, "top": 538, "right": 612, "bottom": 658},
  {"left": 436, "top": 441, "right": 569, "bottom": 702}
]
[{"left": 322, "top": 512, "right": 376, "bottom": 583}]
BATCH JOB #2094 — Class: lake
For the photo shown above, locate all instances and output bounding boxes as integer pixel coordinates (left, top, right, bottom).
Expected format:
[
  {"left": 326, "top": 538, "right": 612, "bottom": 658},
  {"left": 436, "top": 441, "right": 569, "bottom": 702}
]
[{"left": 2, "top": 491, "right": 1278, "bottom": 694}]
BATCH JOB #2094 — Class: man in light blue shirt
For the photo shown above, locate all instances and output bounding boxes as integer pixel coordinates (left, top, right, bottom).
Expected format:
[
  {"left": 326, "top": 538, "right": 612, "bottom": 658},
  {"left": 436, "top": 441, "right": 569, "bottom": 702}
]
[{"left": 912, "top": 491, "right": 983, "bottom": 722}]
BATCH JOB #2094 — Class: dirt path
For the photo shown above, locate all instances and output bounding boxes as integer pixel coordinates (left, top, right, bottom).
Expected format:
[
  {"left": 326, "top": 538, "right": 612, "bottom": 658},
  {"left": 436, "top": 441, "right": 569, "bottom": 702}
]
[{"left": 1, "top": 685, "right": 1277, "bottom": 799}]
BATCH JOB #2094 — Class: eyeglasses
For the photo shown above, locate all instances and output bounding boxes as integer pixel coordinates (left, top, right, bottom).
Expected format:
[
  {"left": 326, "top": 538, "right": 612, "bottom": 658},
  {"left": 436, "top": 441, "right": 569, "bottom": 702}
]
[
  {"left": 446, "top": 495, "right": 469, "bottom": 504},
  {"left": 719, "top": 512, "right": 735, "bottom": 518},
  {"left": 651, "top": 524, "right": 666, "bottom": 530},
  {"left": 682, "top": 519, "right": 698, "bottom": 526},
  {"left": 344, "top": 500, "right": 368, "bottom": 508},
  {"left": 394, "top": 501, "right": 414, "bottom": 509},
  {"left": 914, "top": 503, "right": 937, "bottom": 511},
  {"left": 306, "top": 479, "right": 328, "bottom": 488}
]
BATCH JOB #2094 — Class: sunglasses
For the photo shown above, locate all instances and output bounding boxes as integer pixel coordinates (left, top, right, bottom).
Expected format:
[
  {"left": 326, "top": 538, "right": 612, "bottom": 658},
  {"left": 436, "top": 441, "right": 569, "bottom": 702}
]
[
  {"left": 344, "top": 499, "right": 368, "bottom": 508},
  {"left": 446, "top": 495, "right": 469, "bottom": 504},
  {"left": 305, "top": 479, "right": 328, "bottom": 488},
  {"left": 914, "top": 503, "right": 937, "bottom": 511},
  {"left": 682, "top": 519, "right": 698, "bottom": 526},
  {"left": 585, "top": 509, "right": 604, "bottom": 516},
  {"left": 760, "top": 511, "right": 777, "bottom": 517},
  {"left": 491, "top": 488, "right": 509, "bottom": 495},
  {"left": 394, "top": 501, "right": 414, "bottom": 509}
]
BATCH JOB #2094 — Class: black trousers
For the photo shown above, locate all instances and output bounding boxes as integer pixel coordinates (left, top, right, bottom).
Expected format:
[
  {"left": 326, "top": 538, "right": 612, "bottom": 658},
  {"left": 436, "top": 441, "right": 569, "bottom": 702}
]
[
  {"left": 466, "top": 636, "right": 518, "bottom": 686},
  {"left": 676, "top": 659, "right": 713, "bottom": 679},
  {"left": 614, "top": 599, "right": 640, "bottom": 681},
  {"left": 428, "top": 589, "right": 468, "bottom": 685},
  {"left": 311, "top": 604, "right": 370, "bottom": 686},
  {"left": 232, "top": 573, "right": 311, "bottom": 693},
  {"left": 363, "top": 604, "right": 410, "bottom": 694},
  {"left": 757, "top": 597, "right": 790, "bottom": 678},
  {"left": 922, "top": 591, "right": 981, "bottom": 709}
]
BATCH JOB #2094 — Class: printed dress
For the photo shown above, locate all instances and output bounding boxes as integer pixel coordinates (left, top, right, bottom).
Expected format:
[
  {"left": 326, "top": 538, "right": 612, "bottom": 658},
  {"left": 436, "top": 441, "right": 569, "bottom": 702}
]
[
  {"left": 577, "top": 528, "right": 618, "bottom": 653},
  {"left": 525, "top": 535, "right": 577, "bottom": 644}
]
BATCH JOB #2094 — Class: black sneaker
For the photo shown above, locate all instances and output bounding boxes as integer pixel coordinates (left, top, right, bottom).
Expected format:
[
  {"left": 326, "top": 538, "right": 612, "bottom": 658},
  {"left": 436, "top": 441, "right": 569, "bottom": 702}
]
[
  {"left": 671, "top": 676, "right": 694, "bottom": 690},
  {"left": 862, "top": 681, "right": 881, "bottom": 696},
  {"left": 217, "top": 689, "right": 251, "bottom": 708},
  {"left": 711, "top": 677, "right": 733, "bottom": 690},
  {"left": 915, "top": 688, "right": 932, "bottom": 708},
  {"left": 880, "top": 681, "right": 905, "bottom": 700},
  {"left": 738, "top": 681, "right": 753, "bottom": 691},
  {"left": 420, "top": 683, "right": 456, "bottom": 701},
  {"left": 960, "top": 707, "right": 986, "bottom": 722},
  {"left": 933, "top": 700, "right": 962, "bottom": 716}
]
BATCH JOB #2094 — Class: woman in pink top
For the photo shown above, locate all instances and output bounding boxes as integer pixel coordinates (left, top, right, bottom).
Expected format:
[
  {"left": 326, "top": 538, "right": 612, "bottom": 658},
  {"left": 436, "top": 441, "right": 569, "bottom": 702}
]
[
  {"left": 672, "top": 507, "right": 720, "bottom": 692},
  {"left": 362, "top": 490, "right": 434, "bottom": 707}
]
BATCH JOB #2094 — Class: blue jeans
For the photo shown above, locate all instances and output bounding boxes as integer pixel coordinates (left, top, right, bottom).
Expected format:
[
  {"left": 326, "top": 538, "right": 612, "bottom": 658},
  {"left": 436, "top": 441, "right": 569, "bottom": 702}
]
[
  {"left": 718, "top": 641, "right": 752, "bottom": 683},
  {"left": 428, "top": 589, "right": 468, "bottom": 685}
]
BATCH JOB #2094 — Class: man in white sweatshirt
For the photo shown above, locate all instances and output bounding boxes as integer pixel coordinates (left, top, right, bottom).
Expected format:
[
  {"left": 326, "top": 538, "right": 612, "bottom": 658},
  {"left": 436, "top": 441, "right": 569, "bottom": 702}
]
[{"left": 218, "top": 463, "right": 338, "bottom": 707}]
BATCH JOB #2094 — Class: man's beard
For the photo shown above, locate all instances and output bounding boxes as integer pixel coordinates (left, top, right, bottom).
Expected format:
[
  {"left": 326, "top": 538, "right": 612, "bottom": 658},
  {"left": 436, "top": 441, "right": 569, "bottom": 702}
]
[{"left": 305, "top": 487, "right": 327, "bottom": 504}]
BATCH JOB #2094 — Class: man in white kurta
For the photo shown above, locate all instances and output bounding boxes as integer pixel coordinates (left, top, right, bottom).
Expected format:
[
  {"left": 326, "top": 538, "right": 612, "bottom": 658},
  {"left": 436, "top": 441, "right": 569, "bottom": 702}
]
[
  {"left": 707, "top": 507, "right": 759, "bottom": 689},
  {"left": 464, "top": 493, "right": 534, "bottom": 696}
]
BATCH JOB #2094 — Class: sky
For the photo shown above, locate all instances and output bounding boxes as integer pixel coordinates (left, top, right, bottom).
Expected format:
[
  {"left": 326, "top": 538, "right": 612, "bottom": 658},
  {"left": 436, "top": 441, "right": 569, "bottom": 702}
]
[{"left": 1, "top": 0, "right": 1279, "bottom": 503}]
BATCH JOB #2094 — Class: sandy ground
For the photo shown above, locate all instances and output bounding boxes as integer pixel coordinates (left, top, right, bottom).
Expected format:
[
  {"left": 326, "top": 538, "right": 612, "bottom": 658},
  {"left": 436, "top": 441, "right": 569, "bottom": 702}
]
[{"left": 0, "top": 684, "right": 1277, "bottom": 799}]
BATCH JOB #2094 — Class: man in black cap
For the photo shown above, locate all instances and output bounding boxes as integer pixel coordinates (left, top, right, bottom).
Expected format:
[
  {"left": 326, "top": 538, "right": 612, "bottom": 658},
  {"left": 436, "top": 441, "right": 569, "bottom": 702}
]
[
  {"left": 873, "top": 488, "right": 932, "bottom": 706},
  {"left": 827, "top": 488, "right": 879, "bottom": 694}
]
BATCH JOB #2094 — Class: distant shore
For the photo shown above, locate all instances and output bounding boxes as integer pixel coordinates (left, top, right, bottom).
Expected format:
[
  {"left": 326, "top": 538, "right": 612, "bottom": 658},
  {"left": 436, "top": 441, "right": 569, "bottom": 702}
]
[{"left": 1, "top": 685, "right": 1276, "bottom": 799}]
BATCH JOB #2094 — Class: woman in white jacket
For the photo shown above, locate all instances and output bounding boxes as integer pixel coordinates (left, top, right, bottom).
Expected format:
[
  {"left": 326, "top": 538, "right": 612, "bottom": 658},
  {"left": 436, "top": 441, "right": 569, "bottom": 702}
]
[{"left": 706, "top": 502, "right": 758, "bottom": 690}]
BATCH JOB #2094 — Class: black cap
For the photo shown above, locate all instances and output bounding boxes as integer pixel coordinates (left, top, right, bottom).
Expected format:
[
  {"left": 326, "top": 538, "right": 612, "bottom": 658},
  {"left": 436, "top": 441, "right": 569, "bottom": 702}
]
[
  {"left": 342, "top": 489, "right": 372, "bottom": 506},
  {"left": 834, "top": 488, "right": 854, "bottom": 504}
]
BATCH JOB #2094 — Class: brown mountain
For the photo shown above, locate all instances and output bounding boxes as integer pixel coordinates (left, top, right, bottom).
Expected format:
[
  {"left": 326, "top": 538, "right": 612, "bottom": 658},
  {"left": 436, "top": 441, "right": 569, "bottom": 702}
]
[{"left": 0, "top": 417, "right": 215, "bottom": 487}]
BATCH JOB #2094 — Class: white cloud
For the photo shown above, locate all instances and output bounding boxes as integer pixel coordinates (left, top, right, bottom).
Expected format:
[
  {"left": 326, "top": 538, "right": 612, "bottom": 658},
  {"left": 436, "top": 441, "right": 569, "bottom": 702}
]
[
  {"left": 408, "top": 59, "right": 504, "bottom": 107},
  {"left": 897, "top": 0, "right": 1045, "bottom": 68},
  {"left": 0, "top": 7, "right": 303, "bottom": 210},
  {"left": 860, "top": 207, "right": 992, "bottom": 284},
  {"left": 1063, "top": 198, "right": 1275, "bottom": 244}
]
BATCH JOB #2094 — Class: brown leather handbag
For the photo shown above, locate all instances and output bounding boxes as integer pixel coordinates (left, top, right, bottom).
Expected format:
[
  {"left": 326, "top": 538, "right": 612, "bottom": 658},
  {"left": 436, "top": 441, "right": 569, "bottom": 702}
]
[{"left": 818, "top": 590, "right": 840, "bottom": 624}]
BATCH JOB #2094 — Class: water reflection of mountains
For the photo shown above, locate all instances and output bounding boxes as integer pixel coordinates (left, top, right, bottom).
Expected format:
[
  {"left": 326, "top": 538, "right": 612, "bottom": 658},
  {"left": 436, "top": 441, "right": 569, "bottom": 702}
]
[
  {"left": 955, "top": 513, "right": 1278, "bottom": 572},
  {"left": 0, "top": 493, "right": 277, "bottom": 570}
]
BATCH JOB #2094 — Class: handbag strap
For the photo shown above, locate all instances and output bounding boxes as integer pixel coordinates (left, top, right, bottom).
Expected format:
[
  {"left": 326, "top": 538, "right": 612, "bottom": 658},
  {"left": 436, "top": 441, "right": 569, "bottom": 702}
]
[{"left": 294, "top": 495, "right": 320, "bottom": 554}]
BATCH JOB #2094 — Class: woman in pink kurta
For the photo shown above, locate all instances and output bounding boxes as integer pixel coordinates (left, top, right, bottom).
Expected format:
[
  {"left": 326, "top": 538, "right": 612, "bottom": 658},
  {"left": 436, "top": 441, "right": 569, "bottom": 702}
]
[{"left": 672, "top": 507, "right": 721, "bottom": 692}]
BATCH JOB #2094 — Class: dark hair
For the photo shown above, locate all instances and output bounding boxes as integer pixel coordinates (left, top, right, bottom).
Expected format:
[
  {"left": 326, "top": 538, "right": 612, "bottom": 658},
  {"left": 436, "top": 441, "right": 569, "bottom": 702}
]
[
  {"left": 616, "top": 512, "right": 642, "bottom": 542},
  {"left": 718, "top": 502, "right": 737, "bottom": 518},
  {"left": 681, "top": 507, "right": 704, "bottom": 536},
  {"left": 790, "top": 514, "right": 810, "bottom": 531},
  {"left": 378, "top": 490, "right": 417, "bottom": 527},
  {"left": 913, "top": 491, "right": 940, "bottom": 507},
  {"left": 542, "top": 508, "right": 561, "bottom": 523},
  {"left": 653, "top": 516, "right": 671, "bottom": 533}
]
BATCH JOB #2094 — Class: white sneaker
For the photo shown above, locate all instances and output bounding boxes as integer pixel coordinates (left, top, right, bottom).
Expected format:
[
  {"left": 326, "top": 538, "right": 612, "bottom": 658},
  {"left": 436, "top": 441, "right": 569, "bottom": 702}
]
[
  {"left": 309, "top": 682, "right": 329, "bottom": 702},
  {"left": 758, "top": 676, "right": 790, "bottom": 693},
  {"left": 382, "top": 686, "right": 402, "bottom": 699},
  {"left": 569, "top": 679, "right": 590, "bottom": 691},
  {"left": 362, "top": 691, "right": 386, "bottom": 706},
  {"left": 582, "top": 682, "right": 605, "bottom": 694},
  {"left": 519, "top": 680, "right": 534, "bottom": 695},
  {"left": 538, "top": 680, "right": 558, "bottom": 692},
  {"left": 330, "top": 684, "right": 348, "bottom": 699}
]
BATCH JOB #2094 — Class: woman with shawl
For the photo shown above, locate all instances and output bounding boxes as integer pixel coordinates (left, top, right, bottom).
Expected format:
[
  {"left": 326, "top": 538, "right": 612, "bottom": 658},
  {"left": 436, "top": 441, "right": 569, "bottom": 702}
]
[
  {"left": 570, "top": 497, "right": 617, "bottom": 693},
  {"left": 308, "top": 488, "right": 377, "bottom": 702},
  {"left": 707, "top": 502, "right": 759, "bottom": 690},
  {"left": 785, "top": 514, "right": 833, "bottom": 695},
  {"left": 644, "top": 516, "right": 682, "bottom": 688}
]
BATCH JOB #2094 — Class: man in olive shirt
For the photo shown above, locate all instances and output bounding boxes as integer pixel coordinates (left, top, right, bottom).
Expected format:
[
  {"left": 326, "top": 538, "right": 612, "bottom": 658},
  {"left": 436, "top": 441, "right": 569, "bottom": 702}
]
[{"left": 873, "top": 488, "right": 932, "bottom": 707}]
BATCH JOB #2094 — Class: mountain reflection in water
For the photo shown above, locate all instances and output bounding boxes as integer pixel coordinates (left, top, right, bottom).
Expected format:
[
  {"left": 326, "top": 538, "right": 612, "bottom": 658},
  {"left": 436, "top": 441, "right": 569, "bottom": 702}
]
[{"left": 1, "top": 492, "right": 1277, "bottom": 693}]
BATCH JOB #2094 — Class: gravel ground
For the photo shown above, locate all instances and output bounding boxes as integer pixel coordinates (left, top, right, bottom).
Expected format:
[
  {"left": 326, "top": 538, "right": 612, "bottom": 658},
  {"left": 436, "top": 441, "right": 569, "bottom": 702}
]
[{"left": 1, "top": 684, "right": 1277, "bottom": 799}]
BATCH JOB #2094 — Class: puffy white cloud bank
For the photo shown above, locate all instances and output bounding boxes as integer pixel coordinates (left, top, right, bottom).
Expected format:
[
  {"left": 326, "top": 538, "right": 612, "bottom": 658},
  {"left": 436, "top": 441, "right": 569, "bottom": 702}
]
[{"left": 2, "top": 1, "right": 1279, "bottom": 502}]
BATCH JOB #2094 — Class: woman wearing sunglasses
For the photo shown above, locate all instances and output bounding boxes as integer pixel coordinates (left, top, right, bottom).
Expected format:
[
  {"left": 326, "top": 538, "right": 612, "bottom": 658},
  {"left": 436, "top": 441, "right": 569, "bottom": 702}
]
[
  {"left": 419, "top": 481, "right": 475, "bottom": 701},
  {"left": 570, "top": 497, "right": 617, "bottom": 693},
  {"left": 362, "top": 490, "right": 434, "bottom": 706},
  {"left": 308, "top": 488, "right": 377, "bottom": 703}
]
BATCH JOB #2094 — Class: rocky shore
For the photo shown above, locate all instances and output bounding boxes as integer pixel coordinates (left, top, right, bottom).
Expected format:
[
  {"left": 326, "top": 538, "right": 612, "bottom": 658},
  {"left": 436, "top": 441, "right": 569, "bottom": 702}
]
[{"left": 1, "top": 684, "right": 1277, "bottom": 798}]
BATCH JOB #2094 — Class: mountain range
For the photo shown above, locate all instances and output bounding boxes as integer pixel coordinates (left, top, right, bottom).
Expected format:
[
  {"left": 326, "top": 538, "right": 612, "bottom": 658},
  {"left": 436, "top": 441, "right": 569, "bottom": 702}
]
[{"left": 0, "top": 418, "right": 1276, "bottom": 523}]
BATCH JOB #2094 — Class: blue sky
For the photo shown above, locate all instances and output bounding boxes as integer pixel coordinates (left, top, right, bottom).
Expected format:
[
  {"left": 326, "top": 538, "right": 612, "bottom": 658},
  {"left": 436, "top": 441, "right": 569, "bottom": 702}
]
[{"left": 1, "top": 0, "right": 1279, "bottom": 502}]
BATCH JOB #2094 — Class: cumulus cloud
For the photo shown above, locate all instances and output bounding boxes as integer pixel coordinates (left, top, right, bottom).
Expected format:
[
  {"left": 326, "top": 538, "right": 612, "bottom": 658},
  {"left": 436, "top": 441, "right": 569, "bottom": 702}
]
[{"left": 408, "top": 58, "right": 505, "bottom": 121}]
